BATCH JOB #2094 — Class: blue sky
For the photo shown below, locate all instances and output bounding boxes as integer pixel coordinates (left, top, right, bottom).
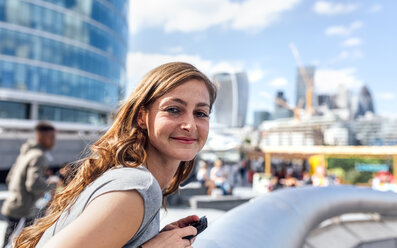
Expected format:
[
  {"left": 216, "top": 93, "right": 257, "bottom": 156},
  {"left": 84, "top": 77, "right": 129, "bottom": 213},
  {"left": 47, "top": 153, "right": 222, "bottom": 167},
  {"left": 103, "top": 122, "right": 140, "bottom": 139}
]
[{"left": 127, "top": 0, "right": 396, "bottom": 124}]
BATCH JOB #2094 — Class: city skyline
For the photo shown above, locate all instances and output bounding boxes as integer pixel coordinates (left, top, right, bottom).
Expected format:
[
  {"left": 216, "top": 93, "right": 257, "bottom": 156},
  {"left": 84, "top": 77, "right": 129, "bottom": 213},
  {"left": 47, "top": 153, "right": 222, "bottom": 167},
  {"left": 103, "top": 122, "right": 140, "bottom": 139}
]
[{"left": 127, "top": 0, "right": 397, "bottom": 124}]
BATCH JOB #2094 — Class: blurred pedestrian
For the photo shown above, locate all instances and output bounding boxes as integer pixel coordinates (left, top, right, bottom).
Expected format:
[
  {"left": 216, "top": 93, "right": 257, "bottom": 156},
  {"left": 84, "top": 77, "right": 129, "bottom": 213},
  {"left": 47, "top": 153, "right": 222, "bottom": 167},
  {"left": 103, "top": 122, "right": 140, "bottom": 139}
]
[
  {"left": 196, "top": 160, "right": 216, "bottom": 195},
  {"left": 1, "top": 122, "right": 56, "bottom": 247},
  {"left": 372, "top": 171, "right": 397, "bottom": 192},
  {"left": 196, "top": 160, "right": 209, "bottom": 185},
  {"left": 210, "top": 159, "right": 232, "bottom": 195},
  {"left": 301, "top": 171, "right": 312, "bottom": 185},
  {"left": 14, "top": 62, "right": 217, "bottom": 248},
  {"left": 238, "top": 159, "right": 249, "bottom": 186},
  {"left": 281, "top": 167, "right": 298, "bottom": 187},
  {"left": 311, "top": 165, "right": 330, "bottom": 187}
]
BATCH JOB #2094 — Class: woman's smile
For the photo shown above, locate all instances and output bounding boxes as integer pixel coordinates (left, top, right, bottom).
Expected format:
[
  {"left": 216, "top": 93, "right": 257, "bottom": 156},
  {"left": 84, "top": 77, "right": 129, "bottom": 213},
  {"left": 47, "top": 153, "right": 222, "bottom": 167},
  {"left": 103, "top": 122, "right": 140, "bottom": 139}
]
[{"left": 170, "top": 136, "right": 198, "bottom": 144}]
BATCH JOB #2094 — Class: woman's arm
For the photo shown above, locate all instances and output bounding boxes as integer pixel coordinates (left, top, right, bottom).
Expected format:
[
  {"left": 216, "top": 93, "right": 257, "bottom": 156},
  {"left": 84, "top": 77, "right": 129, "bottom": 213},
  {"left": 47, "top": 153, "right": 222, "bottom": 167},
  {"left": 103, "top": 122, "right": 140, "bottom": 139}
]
[{"left": 42, "top": 190, "right": 145, "bottom": 248}]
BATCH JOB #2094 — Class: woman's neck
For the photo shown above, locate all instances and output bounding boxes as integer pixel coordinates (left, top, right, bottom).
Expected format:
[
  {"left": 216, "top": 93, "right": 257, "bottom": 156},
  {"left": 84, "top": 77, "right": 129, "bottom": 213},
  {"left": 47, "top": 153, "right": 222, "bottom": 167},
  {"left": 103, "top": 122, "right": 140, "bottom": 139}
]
[{"left": 145, "top": 150, "right": 180, "bottom": 190}]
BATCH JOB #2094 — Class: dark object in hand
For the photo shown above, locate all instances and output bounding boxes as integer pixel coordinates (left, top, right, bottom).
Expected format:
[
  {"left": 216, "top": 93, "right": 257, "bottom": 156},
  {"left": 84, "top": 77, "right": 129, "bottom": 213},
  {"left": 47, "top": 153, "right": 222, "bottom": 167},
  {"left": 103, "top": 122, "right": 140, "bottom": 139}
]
[{"left": 182, "top": 216, "right": 208, "bottom": 240}]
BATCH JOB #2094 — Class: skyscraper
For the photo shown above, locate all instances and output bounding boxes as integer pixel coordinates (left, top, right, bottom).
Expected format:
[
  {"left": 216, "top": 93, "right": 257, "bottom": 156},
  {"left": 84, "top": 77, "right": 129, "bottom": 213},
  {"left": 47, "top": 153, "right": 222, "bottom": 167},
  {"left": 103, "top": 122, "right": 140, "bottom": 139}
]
[
  {"left": 253, "top": 110, "right": 271, "bottom": 127},
  {"left": 0, "top": 0, "right": 128, "bottom": 125},
  {"left": 318, "top": 94, "right": 333, "bottom": 108},
  {"left": 213, "top": 72, "right": 249, "bottom": 127},
  {"left": 296, "top": 66, "right": 317, "bottom": 110},
  {"left": 354, "top": 85, "right": 375, "bottom": 118}
]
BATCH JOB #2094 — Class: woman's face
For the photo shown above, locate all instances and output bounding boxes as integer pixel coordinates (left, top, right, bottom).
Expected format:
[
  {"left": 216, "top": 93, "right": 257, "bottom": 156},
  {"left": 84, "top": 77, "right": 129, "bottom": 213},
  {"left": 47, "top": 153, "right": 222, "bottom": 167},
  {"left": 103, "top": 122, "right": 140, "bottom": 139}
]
[{"left": 140, "top": 79, "right": 211, "bottom": 163}]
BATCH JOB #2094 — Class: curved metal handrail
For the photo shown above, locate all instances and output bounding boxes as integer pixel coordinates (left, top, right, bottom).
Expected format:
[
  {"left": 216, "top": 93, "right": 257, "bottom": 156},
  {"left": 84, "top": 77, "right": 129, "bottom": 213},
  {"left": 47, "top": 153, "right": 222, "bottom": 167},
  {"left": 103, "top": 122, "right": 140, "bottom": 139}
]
[{"left": 195, "top": 186, "right": 397, "bottom": 248}]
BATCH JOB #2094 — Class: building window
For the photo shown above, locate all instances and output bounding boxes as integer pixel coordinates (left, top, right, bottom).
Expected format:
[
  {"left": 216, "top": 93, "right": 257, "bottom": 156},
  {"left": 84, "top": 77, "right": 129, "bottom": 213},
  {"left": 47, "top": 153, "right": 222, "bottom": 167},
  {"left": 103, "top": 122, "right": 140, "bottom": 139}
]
[
  {"left": 38, "top": 105, "right": 107, "bottom": 125},
  {"left": 0, "top": 101, "right": 30, "bottom": 119}
]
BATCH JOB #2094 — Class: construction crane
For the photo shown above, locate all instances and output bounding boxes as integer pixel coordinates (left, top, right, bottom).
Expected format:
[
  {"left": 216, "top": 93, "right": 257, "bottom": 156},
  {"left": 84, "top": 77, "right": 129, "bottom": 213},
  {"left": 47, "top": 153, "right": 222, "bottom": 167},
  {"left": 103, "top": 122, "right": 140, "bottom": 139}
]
[
  {"left": 289, "top": 43, "right": 313, "bottom": 117},
  {"left": 275, "top": 96, "right": 304, "bottom": 120}
]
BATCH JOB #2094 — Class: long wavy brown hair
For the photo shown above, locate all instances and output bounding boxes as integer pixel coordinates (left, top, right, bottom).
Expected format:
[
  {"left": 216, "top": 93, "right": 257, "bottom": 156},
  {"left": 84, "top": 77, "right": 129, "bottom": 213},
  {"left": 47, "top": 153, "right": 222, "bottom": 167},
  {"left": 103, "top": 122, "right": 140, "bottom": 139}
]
[{"left": 14, "top": 62, "right": 217, "bottom": 248}]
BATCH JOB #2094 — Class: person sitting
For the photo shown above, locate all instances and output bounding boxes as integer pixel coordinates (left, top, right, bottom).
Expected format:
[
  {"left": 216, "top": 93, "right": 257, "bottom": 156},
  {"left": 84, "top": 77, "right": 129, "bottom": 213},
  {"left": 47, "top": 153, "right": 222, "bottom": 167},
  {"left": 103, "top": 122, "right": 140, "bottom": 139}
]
[
  {"left": 196, "top": 160, "right": 209, "bottom": 186},
  {"left": 210, "top": 159, "right": 232, "bottom": 195}
]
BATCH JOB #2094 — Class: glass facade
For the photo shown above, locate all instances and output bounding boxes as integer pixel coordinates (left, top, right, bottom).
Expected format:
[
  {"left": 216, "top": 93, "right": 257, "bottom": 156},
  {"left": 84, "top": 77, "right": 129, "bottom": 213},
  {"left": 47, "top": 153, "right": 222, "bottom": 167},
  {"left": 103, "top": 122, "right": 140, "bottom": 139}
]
[
  {"left": 39, "top": 105, "right": 107, "bottom": 125},
  {"left": 0, "top": 0, "right": 128, "bottom": 125},
  {"left": 0, "top": 28, "right": 122, "bottom": 81},
  {"left": 0, "top": 100, "right": 30, "bottom": 119},
  {"left": 0, "top": 60, "right": 118, "bottom": 105},
  {"left": 213, "top": 72, "right": 249, "bottom": 127},
  {"left": 0, "top": 0, "right": 127, "bottom": 62}
]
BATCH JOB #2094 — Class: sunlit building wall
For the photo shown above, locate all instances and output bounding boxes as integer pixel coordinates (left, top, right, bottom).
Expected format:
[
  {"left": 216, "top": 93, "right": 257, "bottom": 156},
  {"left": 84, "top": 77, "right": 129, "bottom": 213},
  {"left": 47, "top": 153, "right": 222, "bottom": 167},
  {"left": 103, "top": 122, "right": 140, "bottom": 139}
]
[
  {"left": 213, "top": 72, "right": 249, "bottom": 127},
  {"left": 0, "top": 0, "right": 128, "bottom": 125}
]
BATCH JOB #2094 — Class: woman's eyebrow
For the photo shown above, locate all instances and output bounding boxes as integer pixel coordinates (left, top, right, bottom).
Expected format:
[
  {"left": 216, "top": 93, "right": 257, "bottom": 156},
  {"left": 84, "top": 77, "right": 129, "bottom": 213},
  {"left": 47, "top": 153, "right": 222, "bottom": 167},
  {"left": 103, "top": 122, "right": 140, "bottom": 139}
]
[
  {"left": 196, "top": 102, "right": 210, "bottom": 108},
  {"left": 168, "top": 98, "right": 210, "bottom": 108}
]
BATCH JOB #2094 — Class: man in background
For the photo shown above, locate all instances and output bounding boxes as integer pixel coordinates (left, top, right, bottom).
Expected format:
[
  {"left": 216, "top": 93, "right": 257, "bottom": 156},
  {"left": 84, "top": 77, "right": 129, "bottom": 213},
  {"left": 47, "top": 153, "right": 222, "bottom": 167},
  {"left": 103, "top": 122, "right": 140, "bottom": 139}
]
[{"left": 1, "top": 122, "right": 56, "bottom": 247}]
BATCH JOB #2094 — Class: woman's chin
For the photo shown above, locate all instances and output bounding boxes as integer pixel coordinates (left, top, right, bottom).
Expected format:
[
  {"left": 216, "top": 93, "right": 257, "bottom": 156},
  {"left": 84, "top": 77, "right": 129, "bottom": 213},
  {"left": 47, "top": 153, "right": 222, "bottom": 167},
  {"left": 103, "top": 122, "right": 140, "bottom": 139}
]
[{"left": 176, "top": 154, "right": 197, "bottom": 162}]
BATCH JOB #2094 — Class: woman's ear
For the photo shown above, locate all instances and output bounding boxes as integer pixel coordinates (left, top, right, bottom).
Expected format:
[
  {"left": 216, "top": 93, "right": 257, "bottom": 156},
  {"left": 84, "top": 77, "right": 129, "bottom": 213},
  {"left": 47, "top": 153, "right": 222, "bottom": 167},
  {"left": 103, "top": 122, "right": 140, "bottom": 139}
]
[{"left": 137, "top": 108, "right": 147, "bottom": 129}]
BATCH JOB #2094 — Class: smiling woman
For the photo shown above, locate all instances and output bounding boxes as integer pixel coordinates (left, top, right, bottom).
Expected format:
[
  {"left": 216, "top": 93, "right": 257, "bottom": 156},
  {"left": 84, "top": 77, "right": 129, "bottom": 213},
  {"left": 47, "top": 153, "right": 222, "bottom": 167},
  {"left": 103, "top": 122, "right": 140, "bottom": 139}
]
[
  {"left": 14, "top": 62, "right": 217, "bottom": 248},
  {"left": 139, "top": 79, "right": 211, "bottom": 164}
]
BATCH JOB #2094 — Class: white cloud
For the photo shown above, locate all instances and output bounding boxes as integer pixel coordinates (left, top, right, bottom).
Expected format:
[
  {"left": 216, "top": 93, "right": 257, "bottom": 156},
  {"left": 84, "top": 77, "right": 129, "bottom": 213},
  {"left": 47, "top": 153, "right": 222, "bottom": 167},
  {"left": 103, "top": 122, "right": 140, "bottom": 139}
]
[
  {"left": 337, "top": 50, "right": 364, "bottom": 60},
  {"left": 325, "top": 26, "right": 349, "bottom": 36},
  {"left": 268, "top": 77, "right": 288, "bottom": 88},
  {"left": 325, "top": 21, "right": 363, "bottom": 36},
  {"left": 325, "top": 50, "right": 364, "bottom": 65},
  {"left": 375, "top": 92, "right": 395, "bottom": 100},
  {"left": 350, "top": 21, "right": 363, "bottom": 30},
  {"left": 259, "top": 91, "right": 272, "bottom": 99},
  {"left": 126, "top": 52, "right": 243, "bottom": 91},
  {"left": 247, "top": 68, "right": 267, "bottom": 83},
  {"left": 230, "top": 0, "right": 301, "bottom": 32},
  {"left": 315, "top": 68, "right": 363, "bottom": 93},
  {"left": 164, "top": 46, "right": 184, "bottom": 53},
  {"left": 130, "top": 0, "right": 301, "bottom": 34},
  {"left": 369, "top": 4, "right": 383, "bottom": 13},
  {"left": 313, "top": 1, "right": 358, "bottom": 15},
  {"left": 341, "top": 37, "right": 362, "bottom": 47},
  {"left": 130, "top": 0, "right": 229, "bottom": 33}
]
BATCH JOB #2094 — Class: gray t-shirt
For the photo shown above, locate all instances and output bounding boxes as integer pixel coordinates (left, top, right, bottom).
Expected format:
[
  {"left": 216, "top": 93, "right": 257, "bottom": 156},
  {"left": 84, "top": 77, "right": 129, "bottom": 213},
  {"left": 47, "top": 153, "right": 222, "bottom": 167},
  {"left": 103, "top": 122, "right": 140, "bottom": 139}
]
[{"left": 37, "top": 166, "right": 162, "bottom": 248}]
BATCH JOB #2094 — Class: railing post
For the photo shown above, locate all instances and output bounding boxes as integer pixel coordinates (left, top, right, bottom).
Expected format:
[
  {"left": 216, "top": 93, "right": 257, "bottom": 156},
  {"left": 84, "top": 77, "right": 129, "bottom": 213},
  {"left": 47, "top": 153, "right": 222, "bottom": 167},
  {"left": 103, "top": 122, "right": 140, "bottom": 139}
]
[
  {"left": 323, "top": 154, "right": 328, "bottom": 168},
  {"left": 265, "top": 152, "right": 271, "bottom": 176}
]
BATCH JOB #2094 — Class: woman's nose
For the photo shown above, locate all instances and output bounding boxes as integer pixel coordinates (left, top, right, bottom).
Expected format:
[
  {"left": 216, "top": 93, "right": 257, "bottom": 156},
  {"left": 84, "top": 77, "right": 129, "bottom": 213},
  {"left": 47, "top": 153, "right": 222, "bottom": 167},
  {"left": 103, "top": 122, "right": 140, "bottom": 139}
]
[{"left": 180, "top": 114, "right": 196, "bottom": 132}]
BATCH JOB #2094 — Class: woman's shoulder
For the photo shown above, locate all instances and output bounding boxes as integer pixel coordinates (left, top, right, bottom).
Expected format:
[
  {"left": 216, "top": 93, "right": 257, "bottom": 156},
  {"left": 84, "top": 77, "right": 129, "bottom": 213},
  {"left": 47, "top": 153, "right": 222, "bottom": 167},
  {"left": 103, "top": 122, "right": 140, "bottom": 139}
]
[
  {"left": 95, "top": 166, "right": 158, "bottom": 191},
  {"left": 102, "top": 166, "right": 153, "bottom": 180},
  {"left": 82, "top": 166, "right": 162, "bottom": 210}
]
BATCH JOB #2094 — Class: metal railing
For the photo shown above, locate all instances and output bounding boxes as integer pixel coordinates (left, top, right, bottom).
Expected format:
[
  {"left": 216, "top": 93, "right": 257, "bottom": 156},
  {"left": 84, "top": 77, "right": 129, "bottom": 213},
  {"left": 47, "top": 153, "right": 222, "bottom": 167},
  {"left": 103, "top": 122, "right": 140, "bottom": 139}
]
[{"left": 195, "top": 186, "right": 397, "bottom": 248}]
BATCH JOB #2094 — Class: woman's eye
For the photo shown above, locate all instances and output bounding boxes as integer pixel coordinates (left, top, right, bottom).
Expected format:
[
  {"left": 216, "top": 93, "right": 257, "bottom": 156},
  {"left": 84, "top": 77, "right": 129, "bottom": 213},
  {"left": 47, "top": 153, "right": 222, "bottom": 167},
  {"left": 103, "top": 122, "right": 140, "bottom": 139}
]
[
  {"left": 165, "top": 107, "right": 180, "bottom": 114},
  {"left": 195, "top": 111, "right": 209, "bottom": 118}
]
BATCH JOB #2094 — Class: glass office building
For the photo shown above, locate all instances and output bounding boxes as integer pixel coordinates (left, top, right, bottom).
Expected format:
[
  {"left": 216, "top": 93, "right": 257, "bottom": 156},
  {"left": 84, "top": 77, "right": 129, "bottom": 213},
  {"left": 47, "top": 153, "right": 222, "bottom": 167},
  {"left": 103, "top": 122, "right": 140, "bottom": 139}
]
[
  {"left": 213, "top": 72, "right": 249, "bottom": 127},
  {"left": 0, "top": 0, "right": 128, "bottom": 126}
]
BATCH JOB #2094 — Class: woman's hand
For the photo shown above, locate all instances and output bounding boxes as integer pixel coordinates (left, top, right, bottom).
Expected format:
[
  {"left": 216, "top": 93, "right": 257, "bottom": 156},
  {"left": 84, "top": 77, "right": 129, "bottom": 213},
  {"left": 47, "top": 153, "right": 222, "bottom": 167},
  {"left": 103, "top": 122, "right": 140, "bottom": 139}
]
[
  {"left": 161, "top": 215, "right": 200, "bottom": 232},
  {"left": 141, "top": 225, "right": 197, "bottom": 248}
]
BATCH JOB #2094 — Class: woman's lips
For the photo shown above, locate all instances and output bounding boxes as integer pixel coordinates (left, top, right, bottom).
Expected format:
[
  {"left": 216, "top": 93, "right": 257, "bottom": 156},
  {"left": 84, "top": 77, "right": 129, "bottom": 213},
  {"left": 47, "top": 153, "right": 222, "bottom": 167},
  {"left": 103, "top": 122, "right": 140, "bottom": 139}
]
[{"left": 171, "top": 137, "right": 197, "bottom": 144}]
